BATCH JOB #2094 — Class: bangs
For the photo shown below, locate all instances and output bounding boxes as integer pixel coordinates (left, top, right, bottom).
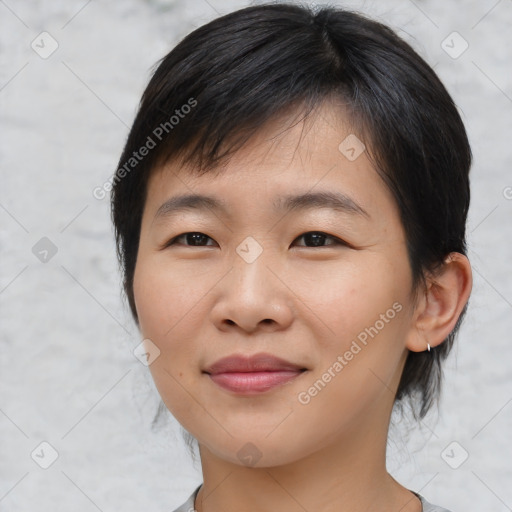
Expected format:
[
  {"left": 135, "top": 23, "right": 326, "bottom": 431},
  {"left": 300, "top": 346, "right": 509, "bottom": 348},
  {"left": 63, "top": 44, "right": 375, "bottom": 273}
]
[{"left": 133, "top": 6, "right": 358, "bottom": 175}]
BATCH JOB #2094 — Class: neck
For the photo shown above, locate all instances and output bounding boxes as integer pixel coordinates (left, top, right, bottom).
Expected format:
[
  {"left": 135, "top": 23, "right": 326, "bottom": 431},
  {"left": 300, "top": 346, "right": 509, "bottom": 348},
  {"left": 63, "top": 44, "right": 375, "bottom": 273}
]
[{"left": 194, "top": 404, "right": 421, "bottom": 512}]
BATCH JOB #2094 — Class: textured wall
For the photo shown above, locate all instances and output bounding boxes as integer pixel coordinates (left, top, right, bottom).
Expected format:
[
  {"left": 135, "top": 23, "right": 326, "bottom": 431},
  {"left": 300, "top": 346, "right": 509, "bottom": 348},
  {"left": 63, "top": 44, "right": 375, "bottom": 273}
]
[{"left": 1, "top": 0, "right": 511, "bottom": 511}]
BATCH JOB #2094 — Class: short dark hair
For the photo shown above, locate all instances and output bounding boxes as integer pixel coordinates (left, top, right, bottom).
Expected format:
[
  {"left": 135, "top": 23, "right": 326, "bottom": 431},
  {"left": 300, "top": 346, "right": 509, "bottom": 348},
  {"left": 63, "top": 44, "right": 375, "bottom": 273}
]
[{"left": 111, "top": 2, "right": 471, "bottom": 420}]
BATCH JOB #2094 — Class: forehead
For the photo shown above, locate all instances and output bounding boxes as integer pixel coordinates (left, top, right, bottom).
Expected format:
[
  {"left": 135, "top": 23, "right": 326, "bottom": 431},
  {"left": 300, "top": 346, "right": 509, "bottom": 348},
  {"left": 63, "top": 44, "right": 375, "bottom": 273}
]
[{"left": 144, "top": 104, "right": 397, "bottom": 224}]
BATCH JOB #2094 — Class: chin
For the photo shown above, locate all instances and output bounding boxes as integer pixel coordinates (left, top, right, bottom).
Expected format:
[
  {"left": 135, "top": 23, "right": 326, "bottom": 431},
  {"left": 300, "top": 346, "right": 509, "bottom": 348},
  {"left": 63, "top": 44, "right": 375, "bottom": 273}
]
[{"left": 196, "top": 428, "right": 315, "bottom": 468}]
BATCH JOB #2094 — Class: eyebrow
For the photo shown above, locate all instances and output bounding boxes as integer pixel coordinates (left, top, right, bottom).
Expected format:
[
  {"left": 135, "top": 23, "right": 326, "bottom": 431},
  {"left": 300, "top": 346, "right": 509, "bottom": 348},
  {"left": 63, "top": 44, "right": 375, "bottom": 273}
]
[{"left": 154, "top": 191, "right": 370, "bottom": 222}]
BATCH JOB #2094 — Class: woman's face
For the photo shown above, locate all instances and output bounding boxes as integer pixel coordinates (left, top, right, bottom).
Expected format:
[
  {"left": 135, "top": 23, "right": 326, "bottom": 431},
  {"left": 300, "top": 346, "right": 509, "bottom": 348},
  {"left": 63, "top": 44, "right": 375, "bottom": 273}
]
[{"left": 133, "top": 106, "right": 418, "bottom": 467}]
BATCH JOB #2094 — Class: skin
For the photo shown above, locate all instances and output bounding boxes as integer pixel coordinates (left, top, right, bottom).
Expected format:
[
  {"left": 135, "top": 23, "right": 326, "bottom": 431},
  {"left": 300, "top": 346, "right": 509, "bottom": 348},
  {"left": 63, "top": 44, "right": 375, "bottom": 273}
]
[{"left": 133, "top": 104, "right": 472, "bottom": 512}]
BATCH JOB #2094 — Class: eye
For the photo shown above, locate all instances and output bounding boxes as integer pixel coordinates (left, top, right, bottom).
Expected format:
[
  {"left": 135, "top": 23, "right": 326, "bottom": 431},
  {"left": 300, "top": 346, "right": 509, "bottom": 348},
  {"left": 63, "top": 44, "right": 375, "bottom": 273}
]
[
  {"left": 292, "top": 231, "right": 347, "bottom": 248},
  {"left": 163, "top": 231, "right": 347, "bottom": 249},
  {"left": 165, "top": 232, "right": 216, "bottom": 247}
]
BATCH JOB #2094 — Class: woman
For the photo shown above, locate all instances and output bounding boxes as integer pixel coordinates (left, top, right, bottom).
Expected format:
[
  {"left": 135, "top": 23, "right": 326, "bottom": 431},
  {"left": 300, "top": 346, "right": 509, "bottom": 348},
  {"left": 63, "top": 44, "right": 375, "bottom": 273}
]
[{"left": 111, "top": 4, "right": 472, "bottom": 511}]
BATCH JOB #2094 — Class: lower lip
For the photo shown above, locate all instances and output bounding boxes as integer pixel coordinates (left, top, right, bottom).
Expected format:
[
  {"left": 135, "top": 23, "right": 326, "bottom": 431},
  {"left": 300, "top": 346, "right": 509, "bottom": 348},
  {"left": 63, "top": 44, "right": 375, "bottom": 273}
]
[{"left": 208, "top": 370, "right": 304, "bottom": 394}]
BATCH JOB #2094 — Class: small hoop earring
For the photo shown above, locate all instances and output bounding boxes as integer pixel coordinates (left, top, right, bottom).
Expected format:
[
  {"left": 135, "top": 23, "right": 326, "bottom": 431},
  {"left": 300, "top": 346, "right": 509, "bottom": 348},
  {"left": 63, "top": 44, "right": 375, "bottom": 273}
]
[{"left": 427, "top": 343, "right": 431, "bottom": 352}]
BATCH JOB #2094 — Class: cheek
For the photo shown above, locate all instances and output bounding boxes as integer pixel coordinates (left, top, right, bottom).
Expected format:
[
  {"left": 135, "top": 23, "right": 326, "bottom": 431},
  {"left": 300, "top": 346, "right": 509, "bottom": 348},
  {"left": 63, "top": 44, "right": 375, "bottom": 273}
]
[
  {"left": 132, "top": 256, "right": 206, "bottom": 418},
  {"left": 290, "top": 267, "right": 409, "bottom": 435},
  {"left": 293, "top": 255, "right": 408, "bottom": 343},
  {"left": 133, "top": 261, "right": 166, "bottom": 340},
  {"left": 133, "top": 254, "right": 208, "bottom": 341},
  {"left": 293, "top": 255, "right": 412, "bottom": 412}
]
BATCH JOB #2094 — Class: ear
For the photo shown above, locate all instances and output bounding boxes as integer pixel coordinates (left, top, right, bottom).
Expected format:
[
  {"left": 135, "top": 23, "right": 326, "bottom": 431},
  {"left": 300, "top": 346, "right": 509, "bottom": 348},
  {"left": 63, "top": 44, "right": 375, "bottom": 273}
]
[{"left": 406, "top": 253, "right": 473, "bottom": 352}]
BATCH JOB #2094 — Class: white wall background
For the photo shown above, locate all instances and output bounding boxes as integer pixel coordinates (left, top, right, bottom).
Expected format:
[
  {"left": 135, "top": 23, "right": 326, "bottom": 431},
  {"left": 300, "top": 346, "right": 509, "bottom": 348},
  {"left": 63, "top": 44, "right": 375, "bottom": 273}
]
[{"left": 0, "top": 0, "right": 511, "bottom": 511}]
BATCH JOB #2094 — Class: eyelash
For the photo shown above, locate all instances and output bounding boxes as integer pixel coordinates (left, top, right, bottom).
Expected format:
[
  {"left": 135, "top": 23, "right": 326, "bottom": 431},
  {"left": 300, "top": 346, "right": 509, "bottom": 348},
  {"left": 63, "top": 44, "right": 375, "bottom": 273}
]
[{"left": 164, "top": 231, "right": 348, "bottom": 249}]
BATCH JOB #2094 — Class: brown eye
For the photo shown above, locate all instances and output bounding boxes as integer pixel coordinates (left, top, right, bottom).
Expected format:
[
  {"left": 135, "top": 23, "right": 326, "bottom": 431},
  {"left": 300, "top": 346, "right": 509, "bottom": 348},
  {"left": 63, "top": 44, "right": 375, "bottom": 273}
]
[
  {"left": 164, "top": 231, "right": 347, "bottom": 249},
  {"left": 293, "top": 231, "right": 346, "bottom": 248},
  {"left": 166, "top": 232, "right": 216, "bottom": 247}
]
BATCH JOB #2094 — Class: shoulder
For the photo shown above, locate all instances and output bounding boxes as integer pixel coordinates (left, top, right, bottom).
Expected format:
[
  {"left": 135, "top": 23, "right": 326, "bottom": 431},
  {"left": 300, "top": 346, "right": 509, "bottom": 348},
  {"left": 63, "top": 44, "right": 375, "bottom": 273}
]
[
  {"left": 171, "top": 486, "right": 453, "bottom": 512},
  {"left": 171, "top": 485, "right": 201, "bottom": 512},
  {"left": 415, "top": 492, "right": 453, "bottom": 512}
]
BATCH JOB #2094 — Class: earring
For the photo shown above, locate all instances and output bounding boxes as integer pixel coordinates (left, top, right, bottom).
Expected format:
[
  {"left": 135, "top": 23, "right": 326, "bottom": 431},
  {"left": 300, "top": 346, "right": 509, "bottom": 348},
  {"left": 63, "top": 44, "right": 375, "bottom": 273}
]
[{"left": 427, "top": 343, "right": 431, "bottom": 352}]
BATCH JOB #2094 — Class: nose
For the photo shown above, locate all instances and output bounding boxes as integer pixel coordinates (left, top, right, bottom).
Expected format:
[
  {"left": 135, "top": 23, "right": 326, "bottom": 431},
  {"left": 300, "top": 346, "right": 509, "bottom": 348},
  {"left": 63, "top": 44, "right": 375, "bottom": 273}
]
[{"left": 210, "top": 252, "right": 294, "bottom": 334}]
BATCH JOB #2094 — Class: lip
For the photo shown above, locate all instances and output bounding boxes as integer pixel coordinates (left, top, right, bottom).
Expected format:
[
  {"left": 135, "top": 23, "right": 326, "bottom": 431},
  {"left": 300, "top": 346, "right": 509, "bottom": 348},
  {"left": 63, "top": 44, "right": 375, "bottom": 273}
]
[{"left": 203, "top": 353, "right": 307, "bottom": 394}]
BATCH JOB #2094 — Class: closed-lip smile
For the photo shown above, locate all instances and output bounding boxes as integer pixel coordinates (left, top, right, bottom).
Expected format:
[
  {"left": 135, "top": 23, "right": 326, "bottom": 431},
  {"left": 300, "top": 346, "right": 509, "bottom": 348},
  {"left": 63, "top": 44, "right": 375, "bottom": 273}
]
[{"left": 203, "top": 353, "right": 307, "bottom": 394}]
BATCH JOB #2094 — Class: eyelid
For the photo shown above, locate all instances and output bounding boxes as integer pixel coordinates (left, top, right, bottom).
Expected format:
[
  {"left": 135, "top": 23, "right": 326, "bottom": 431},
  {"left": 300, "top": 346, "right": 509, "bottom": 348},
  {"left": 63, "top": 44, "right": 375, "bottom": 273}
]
[
  {"left": 162, "top": 232, "right": 217, "bottom": 249},
  {"left": 293, "top": 232, "right": 347, "bottom": 248},
  {"left": 162, "top": 231, "right": 351, "bottom": 249}
]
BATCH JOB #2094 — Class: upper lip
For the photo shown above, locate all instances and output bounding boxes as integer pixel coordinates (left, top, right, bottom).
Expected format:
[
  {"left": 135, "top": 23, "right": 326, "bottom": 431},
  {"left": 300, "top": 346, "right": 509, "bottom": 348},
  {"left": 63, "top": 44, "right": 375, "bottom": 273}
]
[{"left": 204, "top": 353, "right": 306, "bottom": 374}]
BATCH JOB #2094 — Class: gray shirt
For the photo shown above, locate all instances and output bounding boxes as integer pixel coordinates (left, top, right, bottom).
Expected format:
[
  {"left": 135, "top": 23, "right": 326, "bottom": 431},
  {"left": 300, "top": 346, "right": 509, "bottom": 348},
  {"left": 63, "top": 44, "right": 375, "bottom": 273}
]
[{"left": 172, "top": 485, "right": 452, "bottom": 512}]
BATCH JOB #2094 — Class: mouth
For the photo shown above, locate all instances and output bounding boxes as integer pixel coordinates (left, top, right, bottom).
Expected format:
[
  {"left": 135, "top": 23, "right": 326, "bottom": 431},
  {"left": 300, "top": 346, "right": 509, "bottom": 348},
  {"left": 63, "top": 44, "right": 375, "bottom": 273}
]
[{"left": 203, "top": 353, "right": 308, "bottom": 394}]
